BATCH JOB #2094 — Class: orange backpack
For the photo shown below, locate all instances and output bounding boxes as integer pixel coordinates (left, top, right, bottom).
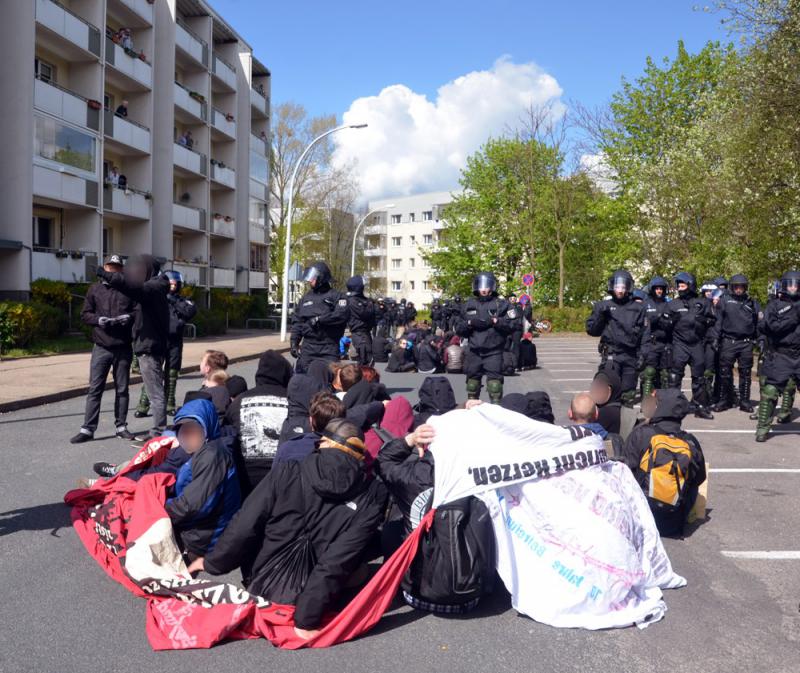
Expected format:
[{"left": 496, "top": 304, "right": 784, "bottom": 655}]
[{"left": 639, "top": 433, "right": 693, "bottom": 512}]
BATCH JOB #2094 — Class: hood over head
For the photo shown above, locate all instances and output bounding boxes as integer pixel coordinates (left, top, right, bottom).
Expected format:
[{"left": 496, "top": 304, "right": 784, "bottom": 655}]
[
  {"left": 286, "top": 373, "right": 326, "bottom": 418},
  {"left": 306, "top": 359, "right": 334, "bottom": 391},
  {"left": 500, "top": 392, "right": 555, "bottom": 424},
  {"left": 416, "top": 376, "right": 457, "bottom": 416},
  {"left": 303, "top": 445, "right": 367, "bottom": 501},
  {"left": 650, "top": 388, "right": 690, "bottom": 424},
  {"left": 255, "top": 350, "right": 293, "bottom": 389},
  {"left": 173, "top": 398, "right": 220, "bottom": 441},
  {"left": 593, "top": 367, "right": 622, "bottom": 407}
]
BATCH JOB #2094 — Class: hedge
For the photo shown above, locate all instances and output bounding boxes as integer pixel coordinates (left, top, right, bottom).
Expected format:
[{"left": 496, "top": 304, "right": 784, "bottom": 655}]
[
  {"left": 0, "top": 301, "right": 65, "bottom": 349},
  {"left": 537, "top": 305, "right": 591, "bottom": 333}
]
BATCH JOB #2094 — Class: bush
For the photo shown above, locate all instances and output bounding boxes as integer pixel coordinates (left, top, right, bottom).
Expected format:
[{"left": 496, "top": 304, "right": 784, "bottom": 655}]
[
  {"left": 192, "top": 308, "right": 228, "bottom": 337},
  {"left": 31, "top": 278, "right": 71, "bottom": 308},
  {"left": 536, "top": 305, "right": 591, "bottom": 333},
  {"left": 210, "top": 288, "right": 255, "bottom": 328},
  {"left": 0, "top": 302, "right": 65, "bottom": 349}
]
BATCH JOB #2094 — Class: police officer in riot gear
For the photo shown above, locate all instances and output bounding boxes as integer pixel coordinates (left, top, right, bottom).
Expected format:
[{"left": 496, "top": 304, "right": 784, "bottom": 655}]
[
  {"left": 711, "top": 274, "right": 760, "bottom": 413},
  {"left": 662, "top": 272, "right": 717, "bottom": 419},
  {"left": 586, "top": 269, "right": 648, "bottom": 406},
  {"left": 755, "top": 271, "right": 800, "bottom": 442},
  {"left": 641, "top": 276, "right": 671, "bottom": 399},
  {"left": 345, "top": 275, "right": 376, "bottom": 366},
  {"left": 431, "top": 299, "right": 444, "bottom": 333},
  {"left": 290, "top": 261, "right": 349, "bottom": 373},
  {"left": 455, "top": 272, "right": 514, "bottom": 403}
]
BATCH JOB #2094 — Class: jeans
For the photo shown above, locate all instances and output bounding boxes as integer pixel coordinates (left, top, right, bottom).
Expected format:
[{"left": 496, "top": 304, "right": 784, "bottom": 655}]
[
  {"left": 81, "top": 344, "right": 132, "bottom": 433},
  {"left": 138, "top": 353, "right": 167, "bottom": 431}
]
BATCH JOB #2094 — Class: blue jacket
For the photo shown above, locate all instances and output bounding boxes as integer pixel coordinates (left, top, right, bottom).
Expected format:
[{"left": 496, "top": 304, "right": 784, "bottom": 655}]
[{"left": 165, "top": 399, "right": 241, "bottom": 556}]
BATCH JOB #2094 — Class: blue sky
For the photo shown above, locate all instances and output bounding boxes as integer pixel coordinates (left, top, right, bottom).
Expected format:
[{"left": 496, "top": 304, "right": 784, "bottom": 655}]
[{"left": 213, "top": 0, "right": 730, "bottom": 199}]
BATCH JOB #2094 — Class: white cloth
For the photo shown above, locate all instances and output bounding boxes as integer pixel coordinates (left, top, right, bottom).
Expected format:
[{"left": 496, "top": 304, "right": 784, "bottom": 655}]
[{"left": 428, "top": 404, "right": 686, "bottom": 630}]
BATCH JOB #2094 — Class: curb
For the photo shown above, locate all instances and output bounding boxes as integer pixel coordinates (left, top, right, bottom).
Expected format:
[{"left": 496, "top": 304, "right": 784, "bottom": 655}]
[{"left": 0, "top": 347, "right": 290, "bottom": 414}]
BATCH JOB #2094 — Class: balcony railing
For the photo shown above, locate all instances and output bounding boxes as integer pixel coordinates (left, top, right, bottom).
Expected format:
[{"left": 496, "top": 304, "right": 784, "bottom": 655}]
[
  {"left": 172, "top": 261, "right": 208, "bottom": 287},
  {"left": 250, "top": 86, "right": 268, "bottom": 115},
  {"left": 105, "top": 36, "right": 152, "bottom": 88},
  {"left": 211, "top": 54, "right": 236, "bottom": 89},
  {"left": 249, "top": 271, "right": 267, "bottom": 289},
  {"left": 173, "top": 202, "right": 206, "bottom": 232},
  {"left": 103, "top": 183, "right": 151, "bottom": 219},
  {"left": 36, "top": 0, "right": 101, "bottom": 57},
  {"left": 211, "top": 215, "right": 236, "bottom": 238},
  {"left": 174, "top": 142, "right": 207, "bottom": 176},
  {"left": 249, "top": 222, "right": 267, "bottom": 243},
  {"left": 211, "top": 267, "right": 235, "bottom": 287},
  {"left": 210, "top": 161, "right": 235, "bottom": 188},
  {"left": 32, "top": 249, "right": 94, "bottom": 283},
  {"left": 251, "top": 133, "right": 268, "bottom": 154},
  {"left": 175, "top": 18, "right": 208, "bottom": 67},
  {"left": 103, "top": 108, "right": 150, "bottom": 153},
  {"left": 174, "top": 81, "right": 207, "bottom": 122},
  {"left": 33, "top": 163, "right": 98, "bottom": 208},
  {"left": 34, "top": 76, "right": 100, "bottom": 132},
  {"left": 211, "top": 108, "right": 236, "bottom": 139}
]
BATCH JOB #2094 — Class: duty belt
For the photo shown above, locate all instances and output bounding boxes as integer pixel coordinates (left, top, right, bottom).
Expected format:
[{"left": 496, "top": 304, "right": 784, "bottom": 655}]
[{"left": 723, "top": 337, "right": 753, "bottom": 343}]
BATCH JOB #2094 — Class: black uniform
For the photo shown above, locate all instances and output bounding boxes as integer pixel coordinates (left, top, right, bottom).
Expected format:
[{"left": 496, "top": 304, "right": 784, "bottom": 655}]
[
  {"left": 455, "top": 276, "right": 514, "bottom": 403},
  {"left": 431, "top": 301, "right": 444, "bottom": 333},
  {"left": 290, "top": 262, "right": 349, "bottom": 373},
  {"left": 346, "top": 276, "right": 376, "bottom": 366},
  {"left": 641, "top": 277, "right": 671, "bottom": 397},
  {"left": 711, "top": 277, "right": 760, "bottom": 412}
]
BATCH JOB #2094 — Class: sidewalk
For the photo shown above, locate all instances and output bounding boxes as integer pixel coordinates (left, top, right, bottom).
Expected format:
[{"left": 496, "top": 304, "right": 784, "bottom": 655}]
[{"left": 0, "top": 330, "right": 287, "bottom": 413}]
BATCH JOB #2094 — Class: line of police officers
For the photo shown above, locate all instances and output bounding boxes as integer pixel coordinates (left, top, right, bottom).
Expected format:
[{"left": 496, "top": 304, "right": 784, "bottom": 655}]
[{"left": 586, "top": 269, "right": 800, "bottom": 441}]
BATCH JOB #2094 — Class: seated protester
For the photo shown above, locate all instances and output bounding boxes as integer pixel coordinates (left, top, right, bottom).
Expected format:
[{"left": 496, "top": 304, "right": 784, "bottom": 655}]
[
  {"left": 371, "top": 332, "right": 391, "bottom": 363},
  {"left": 225, "top": 374, "right": 248, "bottom": 401},
  {"left": 443, "top": 335, "right": 464, "bottom": 374},
  {"left": 164, "top": 399, "right": 242, "bottom": 560},
  {"left": 333, "top": 363, "right": 362, "bottom": 400},
  {"left": 201, "top": 369, "right": 232, "bottom": 418},
  {"left": 499, "top": 391, "right": 555, "bottom": 424},
  {"left": 364, "top": 395, "right": 415, "bottom": 466},
  {"left": 416, "top": 336, "right": 441, "bottom": 374},
  {"left": 413, "top": 376, "right": 457, "bottom": 427},
  {"left": 201, "top": 349, "right": 229, "bottom": 377},
  {"left": 518, "top": 332, "right": 538, "bottom": 370},
  {"left": 567, "top": 392, "right": 608, "bottom": 439},
  {"left": 375, "top": 423, "right": 496, "bottom": 614},
  {"left": 590, "top": 367, "right": 623, "bottom": 435},
  {"left": 307, "top": 358, "right": 334, "bottom": 392},
  {"left": 189, "top": 419, "right": 388, "bottom": 639},
  {"left": 274, "top": 392, "right": 346, "bottom": 464},
  {"left": 339, "top": 335, "right": 352, "bottom": 360},
  {"left": 225, "top": 350, "right": 293, "bottom": 490},
  {"left": 619, "top": 389, "right": 707, "bottom": 537},
  {"left": 386, "top": 337, "right": 416, "bottom": 373},
  {"left": 360, "top": 365, "right": 381, "bottom": 383},
  {"left": 279, "top": 371, "right": 329, "bottom": 443}
]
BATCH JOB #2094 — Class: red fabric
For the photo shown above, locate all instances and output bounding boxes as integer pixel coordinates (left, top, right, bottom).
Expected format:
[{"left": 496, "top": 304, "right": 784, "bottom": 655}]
[
  {"left": 66, "top": 434, "right": 434, "bottom": 651},
  {"left": 364, "top": 396, "right": 415, "bottom": 462}
]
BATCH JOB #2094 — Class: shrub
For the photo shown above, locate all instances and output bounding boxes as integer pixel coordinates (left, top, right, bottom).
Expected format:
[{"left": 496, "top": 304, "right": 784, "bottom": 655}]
[
  {"left": 192, "top": 308, "right": 227, "bottom": 337},
  {"left": 0, "top": 301, "right": 64, "bottom": 348},
  {"left": 31, "top": 278, "right": 71, "bottom": 308},
  {"left": 536, "top": 305, "right": 591, "bottom": 333},
  {"left": 210, "top": 288, "right": 254, "bottom": 328}
]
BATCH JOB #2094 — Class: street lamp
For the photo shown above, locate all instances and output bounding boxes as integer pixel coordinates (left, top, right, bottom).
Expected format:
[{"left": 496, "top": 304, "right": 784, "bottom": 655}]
[
  {"left": 350, "top": 204, "right": 394, "bottom": 277},
  {"left": 279, "top": 123, "right": 368, "bottom": 341}
]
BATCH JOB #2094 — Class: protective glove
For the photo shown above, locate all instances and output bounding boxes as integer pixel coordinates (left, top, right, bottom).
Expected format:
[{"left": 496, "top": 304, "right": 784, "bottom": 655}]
[
  {"left": 309, "top": 316, "right": 320, "bottom": 328},
  {"left": 710, "top": 340, "right": 720, "bottom": 353},
  {"left": 290, "top": 343, "right": 301, "bottom": 359},
  {"left": 635, "top": 353, "right": 646, "bottom": 371},
  {"left": 98, "top": 317, "right": 111, "bottom": 327},
  {"left": 116, "top": 314, "right": 131, "bottom": 325},
  {"left": 468, "top": 318, "right": 489, "bottom": 331}
]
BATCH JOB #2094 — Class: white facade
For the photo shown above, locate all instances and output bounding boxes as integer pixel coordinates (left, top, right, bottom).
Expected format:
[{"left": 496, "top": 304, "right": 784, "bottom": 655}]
[
  {"left": 0, "top": 0, "right": 271, "bottom": 299},
  {"left": 365, "top": 191, "right": 456, "bottom": 308}
]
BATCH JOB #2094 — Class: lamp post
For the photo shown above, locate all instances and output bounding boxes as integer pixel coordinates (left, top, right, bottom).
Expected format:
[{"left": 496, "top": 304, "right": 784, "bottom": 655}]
[
  {"left": 279, "top": 123, "right": 368, "bottom": 341},
  {"left": 350, "top": 204, "right": 394, "bottom": 277}
]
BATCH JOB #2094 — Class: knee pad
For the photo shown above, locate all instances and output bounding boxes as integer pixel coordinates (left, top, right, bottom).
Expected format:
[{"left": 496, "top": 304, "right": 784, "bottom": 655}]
[
  {"left": 466, "top": 378, "right": 482, "bottom": 398},
  {"left": 762, "top": 383, "right": 780, "bottom": 402},
  {"left": 642, "top": 366, "right": 657, "bottom": 380},
  {"left": 486, "top": 379, "right": 503, "bottom": 403}
]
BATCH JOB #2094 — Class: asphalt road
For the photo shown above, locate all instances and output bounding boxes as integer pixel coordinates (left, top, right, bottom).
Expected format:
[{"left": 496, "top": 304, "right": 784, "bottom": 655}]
[{"left": 1, "top": 335, "right": 798, "bottom": 673}]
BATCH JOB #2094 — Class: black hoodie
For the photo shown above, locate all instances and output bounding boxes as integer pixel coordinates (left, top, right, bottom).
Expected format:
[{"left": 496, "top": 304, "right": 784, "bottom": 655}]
[
  {"left": 499, "top": 392, "right": 555, "bottom": 424},
  {"left": 279, "top": 372, "right": 328, "bottom": 442},
  {"left": 342, "top": 379, "right": 389, "bottom": 431},
  {"left": 414, "top": 376, "right": 457, "bottom": 427},
  {"left": 204, "top": 449, "right": 388, "bottom": 630},
  {"left": 594, "top": 367, "right": 623, "bottom": 434}
]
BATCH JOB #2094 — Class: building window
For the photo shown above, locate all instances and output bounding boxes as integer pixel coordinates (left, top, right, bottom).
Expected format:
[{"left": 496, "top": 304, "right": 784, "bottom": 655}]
[
  {"left": 391, "top": 236, "right": 402, "bottom": 247},
  {"left": 249, "top": 197, "right": 266, "bottom": 226},
  {"left": 409, "top": 235, "right": 415, "bottom": 244},
  {"left": 250, "top": 243, "right": 268, "bottom": 271},
  {"left": 34, "top": 114, "right": 96, "bottom": 177},
  {"left": 391, "top": 214, "right": 402, "bottom": 224},
  {"left": 32, "top": 215, "right": 55, "bottom": 249},
  {"left": 423, "top": 280, "right": 430, "bottom": 290},
  {"left": 34, "top": 58, "right": 56, "bottom": 84},
  {"left": 409, "top": 258, "right": 415, "bottom": 268},
  {"left": 423, "top": 233, "right": 433, "bottom": 245},
  {"left": 408, "top": 213, "right": 415, "bottom": 222},
  {"left": 391, "top": 258, "right": 402, "bottom": 269},
  {"left": 391, "top": 281, "right": 402, "bottom": 291},
  {"left": 422, "top": 210, "right": 433, "bottom": 221},
  {"left": 409, "top": 280, "right": 415, "bottom": 290},
  {"left": 250, "top": 150, "right": 268, "bottom": 184}
]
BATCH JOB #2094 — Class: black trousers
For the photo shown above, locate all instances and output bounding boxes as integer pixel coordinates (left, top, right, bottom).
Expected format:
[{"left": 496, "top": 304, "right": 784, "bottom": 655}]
[
  {"left": 764, "top": 351, "right": 800, "bottom": 390},
  {"left": 671, "top": 340, "right": 708, "bottom": 405},
  {"left": 82, "top": 343, "right": 132, "bottom": 432},
  {"left": 350, "top": 330, "right": 373, "bottom": 366},
  {"left": 296, "top": 346, "right": 339, "bottom": 374},
  {"left": 606, "top": 349, "right": 639, "bottom": 394},
  {"left": 465, "top": 348, "right": 503, "bottom": 383},
  {"left": 719, "top": 339, "right": 754, "bottom": 380}
]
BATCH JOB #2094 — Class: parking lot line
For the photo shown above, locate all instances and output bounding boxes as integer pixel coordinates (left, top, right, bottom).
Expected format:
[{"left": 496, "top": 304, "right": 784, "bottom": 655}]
[
  {"left": 710, "top": 468, "right": 800, "bottom": 473},
  {"left": 685, "top": 429, "right": 798, "bottom": 434},
  {"left": 721, "top": 551, "right": 800, "bottom": 559}
]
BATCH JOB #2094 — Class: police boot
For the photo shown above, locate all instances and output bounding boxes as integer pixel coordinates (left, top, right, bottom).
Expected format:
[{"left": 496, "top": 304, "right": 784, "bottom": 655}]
[
  {"left": 750, "top": 375, "right": 768, "bottom": 420},
  {"left": 466, "top": 378, "right": 482, "bottom": 401},
  {"left": 703, "top": 369, "right": 716, "bottom": 406},
  {"left": 712, "top": 374, "right": 734, "bottom": 412},
  {"left": 487, "top": 379, "right": 504, "bottom": 405},
  {"left": 621, "top": 390, "right": 636, "bottom": 408},
  {"left": 693, "top": 376, "right": 714, "bottom": 420},
  {"left": 755, "top": 384, "right": 779, "bottom": 442},
  {"left": 776, "top": 379, "right": 796, "bottom": 423},
  {"left": 641, "top": 366, "right": 657, "bottom": 400},
  {"left": 738, "top": 372, "right": 754, "bottom": 413},
  {"left": 166, "top": 369, "right": 179, "bottom": 416},
  {"left": 134, "top": 386, "right": 150, "bottom": 418},
  {"left": 131, "top": 353, "right": 140, "bottom": 375}
]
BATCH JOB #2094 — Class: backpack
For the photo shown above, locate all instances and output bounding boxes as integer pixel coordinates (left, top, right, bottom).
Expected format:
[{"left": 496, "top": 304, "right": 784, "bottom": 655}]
[{"left": 639, "top": 433, "right": 694, "bottom": 514}]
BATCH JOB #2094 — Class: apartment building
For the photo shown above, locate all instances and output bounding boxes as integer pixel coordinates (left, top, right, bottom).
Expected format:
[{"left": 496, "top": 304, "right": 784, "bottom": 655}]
[
  {"left": 364, "top": 191, "right": 455, "bottom": 308},
  {"left": 0, "top": 0, "right": 271, "bottom": 300}
]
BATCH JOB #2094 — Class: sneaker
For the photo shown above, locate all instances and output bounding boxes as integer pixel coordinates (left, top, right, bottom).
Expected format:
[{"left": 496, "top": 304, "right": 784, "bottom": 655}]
[
  {"left": 92, "top": 462, "right": 117, "bottom": 478},
  {"left": 70, "top": 430, "right": 93, "bottom": 444},
  {"left": 115, "top": 428, "right": 136, "bottom": 440}
]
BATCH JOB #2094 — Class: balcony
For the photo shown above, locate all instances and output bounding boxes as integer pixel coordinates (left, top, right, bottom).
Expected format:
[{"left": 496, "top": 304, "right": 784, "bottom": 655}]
[
  {"left": 34, "top": 77, "right": 100, "bottom": 132},
  {"left": 211, "top": 109, "right": 236, "bottom": 140},
  {"left": 364, "top": 223, "right": 386, "bottom": 236},
  {"left": 211, "top": 215, "right": 235, "bottom": 238},
  {"left": 249, "top": 222, "right": 267, "bottom": 243},
  {"left": 32, "top": 249, "right": 93, "bottom": 283},
  {"left": 211, "top": 267, "right": 235, "bottom": 287},
  {"left": 103, "top": 184, "right": 150, "bottom": 220},
  {"left": 211, "top": 54, "right": 236, "bottom": 90},
  {"left": 172, "top": 261, "right": 207, "bottom": 287},
  {"left": 251, "top": 133, "right": 268, "bottom": 155},
  {"left": 175, "top": 20, "right": 208, "bottom": 67},
  {"left": 249, "top": 271, "right": 266, "bottom": 289},
  {"left": 363, "top": 246, "right": 384, "bottom": 257},
  {"left": 113, "top": 0, "right": 154, "bottom": 26},
  {"left": 103, "top": 109, "right": 150, "bottom": 154},
  {"left": 250, "top": 178, "right": 267, "bottom": 201},
  {"left": 173, "top": 202, "right": 206, "bottom": 232},
  {"left": 210, "top": 162, "right": 235, "bottom": 189},
  {"left": 105, "top": 37, "right": 152, "bottom": 89},
  {"left": 174, "top": 82, "right": 207, "bottom": 123},
  {"left": 173, "top": 143, "right": 207, "bottom": 177},
  {"left": 35, "top": 0, "right": 101, "bottom": 59},
  {"left": 250, "top": 87, "right": 268, "bottom": 117},
  {"left": 364, "top": 268, "right": 387, "bottom": 280},
  {"left": 33, "top": 163, "right": 98, "bottom": 208}
]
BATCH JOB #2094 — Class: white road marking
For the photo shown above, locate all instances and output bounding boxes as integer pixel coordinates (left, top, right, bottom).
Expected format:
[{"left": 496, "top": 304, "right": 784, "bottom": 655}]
[
  {"left": 710, "top": 468, "right": 800, "bottom": 473},
  {"left": 685, "top": 429, "right": 797, "bottom": 434},
  {"left": 721, "top": 551, "right": 800, "bottom": 560},
  {"left": 552, "top": 378, "right": 594, "bottom": 382},
  {"left": 548, "top": 369, "right": 597, "bottom": 372}
]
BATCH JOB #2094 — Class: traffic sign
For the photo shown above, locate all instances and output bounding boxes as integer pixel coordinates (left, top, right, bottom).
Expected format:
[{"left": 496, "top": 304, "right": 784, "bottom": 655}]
[
  {"left": 519, "top": 294, "right": 530, "bottom": 305},
  {"left": 522, "top": 273, "right": 535, "bottom": 287}
]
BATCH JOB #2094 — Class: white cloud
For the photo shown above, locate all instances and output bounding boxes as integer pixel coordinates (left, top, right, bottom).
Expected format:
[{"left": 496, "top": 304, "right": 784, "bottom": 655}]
[
  {"left": 580, "top": 153, "right": 617, "bottom": 194},
  {"left": 333, "top": 57, "right": 565, "bottom": 202}
]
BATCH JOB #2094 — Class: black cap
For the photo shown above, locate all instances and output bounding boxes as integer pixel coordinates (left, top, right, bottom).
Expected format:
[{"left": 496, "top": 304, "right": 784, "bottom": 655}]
[{"left": 105, "top": 254, "right": 123, "bottom": 266}]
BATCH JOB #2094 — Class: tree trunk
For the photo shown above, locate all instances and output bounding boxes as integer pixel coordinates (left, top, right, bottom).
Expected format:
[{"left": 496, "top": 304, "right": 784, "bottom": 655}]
[{"left": 558, "top": 241, "right": 565, "bottom": 309}]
